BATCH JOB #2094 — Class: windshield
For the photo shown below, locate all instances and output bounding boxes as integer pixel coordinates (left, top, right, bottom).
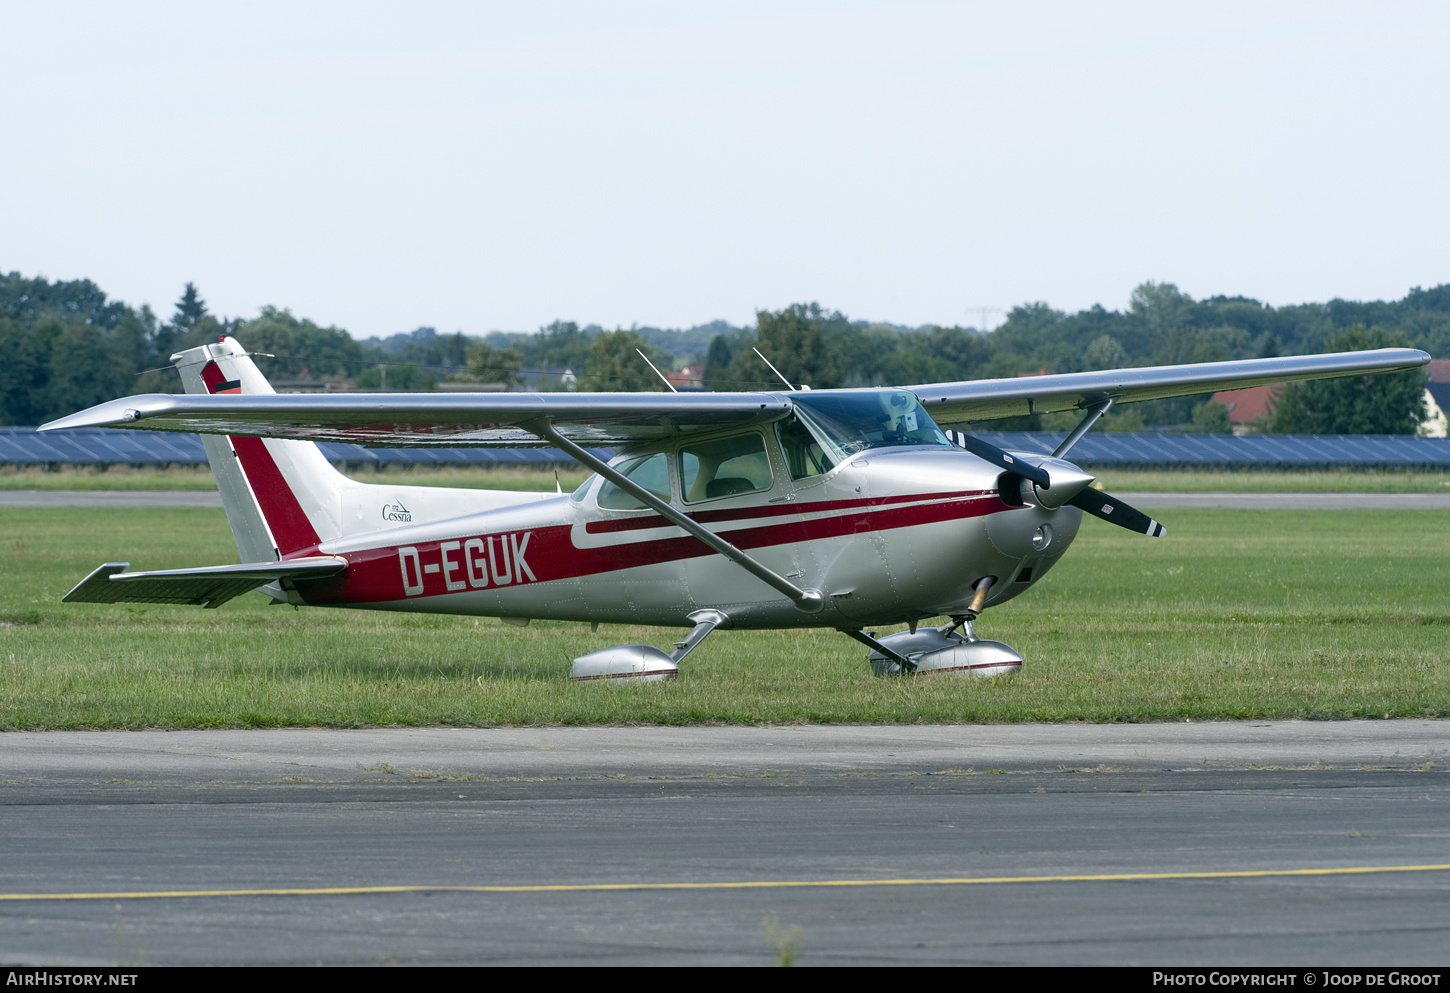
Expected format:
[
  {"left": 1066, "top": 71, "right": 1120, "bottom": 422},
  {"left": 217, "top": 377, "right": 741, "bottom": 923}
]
[{"left": 788, "top": 390, "right": 950, "bottom": 468}]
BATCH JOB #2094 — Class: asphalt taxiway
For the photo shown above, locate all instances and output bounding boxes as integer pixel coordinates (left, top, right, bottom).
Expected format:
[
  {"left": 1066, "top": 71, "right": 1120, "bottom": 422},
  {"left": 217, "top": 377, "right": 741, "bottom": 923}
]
[{"left": 2, "top": 722, "right": 1448, "bottom": 966}]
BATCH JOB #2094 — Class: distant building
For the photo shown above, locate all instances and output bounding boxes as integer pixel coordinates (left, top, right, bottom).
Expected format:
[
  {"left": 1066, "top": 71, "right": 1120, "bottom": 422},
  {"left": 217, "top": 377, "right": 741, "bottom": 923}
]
[
  {"left": 666, "top": 364, "right": 706, "bottom": 391},
  {"left": 1210, "top": 384, "right": 1281, "bottom": 435},
  {"left": 1211, "top": 360, "right": 1449, "bottom": 437},
  {"left": 434, "top": 381, "right": 508, "bottom": 392},
  {"left": 1420, "top": 358, "right": 1450, "bottom": 438}
]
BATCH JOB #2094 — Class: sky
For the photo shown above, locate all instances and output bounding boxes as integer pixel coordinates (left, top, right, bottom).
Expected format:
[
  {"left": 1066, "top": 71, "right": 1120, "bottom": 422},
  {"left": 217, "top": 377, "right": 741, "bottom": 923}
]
[{"left": 3, "top": 1, "right": 1448, "bottom": 338}]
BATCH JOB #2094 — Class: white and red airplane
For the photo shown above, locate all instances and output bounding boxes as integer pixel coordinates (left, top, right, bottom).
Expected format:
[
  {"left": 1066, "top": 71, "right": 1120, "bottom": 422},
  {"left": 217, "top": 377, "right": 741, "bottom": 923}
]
[{"left": 41, "top": 337, "right": 1427, "bottom": 680}]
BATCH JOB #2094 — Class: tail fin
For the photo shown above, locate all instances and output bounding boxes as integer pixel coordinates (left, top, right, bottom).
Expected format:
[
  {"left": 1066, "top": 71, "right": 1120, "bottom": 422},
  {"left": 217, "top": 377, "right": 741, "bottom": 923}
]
[{"left": 172, "top": 337, "right": 348, "bottom": 561}]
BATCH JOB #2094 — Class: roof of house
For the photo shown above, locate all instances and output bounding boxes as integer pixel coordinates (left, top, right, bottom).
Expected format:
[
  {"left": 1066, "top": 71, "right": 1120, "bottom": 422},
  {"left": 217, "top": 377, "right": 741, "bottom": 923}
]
[{"left": 1210, "top": 384, "right": 1282, "bottom": 424}]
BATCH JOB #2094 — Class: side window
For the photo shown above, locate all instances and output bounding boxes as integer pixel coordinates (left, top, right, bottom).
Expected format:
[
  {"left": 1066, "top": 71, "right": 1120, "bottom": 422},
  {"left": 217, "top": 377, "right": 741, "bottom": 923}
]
[
  {"left": 775, "top": 416, "right": 834, "bottom": 480},
  {"left": 597, "top": 454, "right": 672, "bottom": 510},
  {"left": 681, "top": 433, "right": 773, "bottom": 502}
]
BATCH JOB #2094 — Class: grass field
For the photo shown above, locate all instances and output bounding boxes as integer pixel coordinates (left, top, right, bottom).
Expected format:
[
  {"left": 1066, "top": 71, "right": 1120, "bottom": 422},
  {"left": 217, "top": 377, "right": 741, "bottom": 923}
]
[
  {"left": 6, "top": 464, "right": 1450, "bottom": 493},
  {"left": 1, "top": 506, "right": 1447, "bottom": 729}
]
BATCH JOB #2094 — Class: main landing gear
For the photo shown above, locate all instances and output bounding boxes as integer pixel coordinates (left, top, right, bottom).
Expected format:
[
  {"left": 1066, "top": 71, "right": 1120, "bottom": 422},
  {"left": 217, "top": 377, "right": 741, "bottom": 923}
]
[
  {"left": 841, "top": 577, "right": 1023, "bottom": 677},
  {"left": 570, "top": 609, "right": 728, "bottom": 682}
]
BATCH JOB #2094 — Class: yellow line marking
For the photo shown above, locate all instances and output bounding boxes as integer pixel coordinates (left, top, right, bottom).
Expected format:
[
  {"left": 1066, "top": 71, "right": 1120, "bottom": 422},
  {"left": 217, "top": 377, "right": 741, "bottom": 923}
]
[{"left": 3, "top": 863, "right": 1449, "bottom": 901}]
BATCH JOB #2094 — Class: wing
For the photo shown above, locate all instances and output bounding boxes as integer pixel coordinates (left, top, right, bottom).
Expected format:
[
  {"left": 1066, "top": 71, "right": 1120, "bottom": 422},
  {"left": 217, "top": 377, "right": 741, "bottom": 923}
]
[
  {"left": 909, "top": 349, "right": 1429, "bottom": 425},
  {"left": 38, "top": 392, "right": 793, "bottom": 447},
  {"left": 37, "top": 349, "right": 1429, "bottom": 443}
]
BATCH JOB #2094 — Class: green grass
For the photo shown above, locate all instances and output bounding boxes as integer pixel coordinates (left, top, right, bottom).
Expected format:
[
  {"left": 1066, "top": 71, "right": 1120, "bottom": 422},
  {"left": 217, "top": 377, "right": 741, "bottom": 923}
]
[
  {"left": 5, "top": 464, "right": 1449, "bottom": 493},
  {"left": 0, "top": 465, "right": 222, "bottom": 490},
  {"left": 1092, "top": 468, "right": 1450, "bottom": 493},
  {"left": 1, "top": 507, "right": 1448, "bottom": 728}
]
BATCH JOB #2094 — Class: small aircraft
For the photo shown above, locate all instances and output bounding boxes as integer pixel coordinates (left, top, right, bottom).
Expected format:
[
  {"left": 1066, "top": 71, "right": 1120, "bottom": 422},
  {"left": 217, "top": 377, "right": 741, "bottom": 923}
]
[{"left": 41, "top": 337, "right": 1428, "bottom": 680}]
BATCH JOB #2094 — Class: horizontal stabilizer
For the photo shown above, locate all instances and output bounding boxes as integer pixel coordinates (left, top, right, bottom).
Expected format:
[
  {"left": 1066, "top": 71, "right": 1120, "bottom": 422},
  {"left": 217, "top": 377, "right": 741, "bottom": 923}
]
[{"left": 63, "top": 557, "right": 348, "bottom": 609}]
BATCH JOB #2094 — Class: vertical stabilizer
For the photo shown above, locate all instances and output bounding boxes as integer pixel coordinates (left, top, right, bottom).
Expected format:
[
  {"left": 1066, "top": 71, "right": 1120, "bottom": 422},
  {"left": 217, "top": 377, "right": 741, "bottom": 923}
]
[{"left": 171, "top": 337, "right": 347, "bottom": 561}]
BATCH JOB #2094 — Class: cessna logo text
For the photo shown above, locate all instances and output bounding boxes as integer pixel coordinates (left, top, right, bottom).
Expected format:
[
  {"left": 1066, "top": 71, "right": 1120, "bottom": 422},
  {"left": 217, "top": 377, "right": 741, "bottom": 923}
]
[
  {"left": 382, "top": 502, "right": 412, "bottom": 523},
  {"left": 398, "top": 532, "right": 536, "bottom": 596}
]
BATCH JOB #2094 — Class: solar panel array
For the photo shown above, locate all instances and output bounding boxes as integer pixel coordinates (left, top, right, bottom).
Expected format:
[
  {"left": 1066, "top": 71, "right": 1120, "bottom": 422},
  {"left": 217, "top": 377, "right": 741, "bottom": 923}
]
[
  {"left": 4, "top": 426, "right": 1450, "bottom": 469},
  {"left": 0, "top": 428, "right": 605, "bottom": 467}
]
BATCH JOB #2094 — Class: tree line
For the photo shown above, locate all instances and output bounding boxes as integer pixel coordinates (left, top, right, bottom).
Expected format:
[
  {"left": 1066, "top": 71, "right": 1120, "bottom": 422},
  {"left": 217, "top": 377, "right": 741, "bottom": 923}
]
[{"left": 2, "top": 271, "right": 1442, "bottom": 433}]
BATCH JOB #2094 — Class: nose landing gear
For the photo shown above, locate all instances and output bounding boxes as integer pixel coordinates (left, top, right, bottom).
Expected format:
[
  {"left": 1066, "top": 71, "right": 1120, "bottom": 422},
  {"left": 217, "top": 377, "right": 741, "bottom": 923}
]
[{"left": 844, "top": 577, "right": 1024, "bottom": 677}]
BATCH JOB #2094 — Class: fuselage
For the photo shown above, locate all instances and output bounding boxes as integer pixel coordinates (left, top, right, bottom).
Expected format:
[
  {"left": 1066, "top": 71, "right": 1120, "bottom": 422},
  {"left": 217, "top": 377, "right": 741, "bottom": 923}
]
[
  {"left": 122, "top": 337, "right": 1087, "bottom": 629},
  {"left": 290, "top": 442, "right": 1082, "bottom": 629}
]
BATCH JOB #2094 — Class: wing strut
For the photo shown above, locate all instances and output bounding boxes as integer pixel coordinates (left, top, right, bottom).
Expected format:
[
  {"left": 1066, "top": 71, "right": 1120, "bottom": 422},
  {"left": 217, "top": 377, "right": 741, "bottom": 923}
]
[
  {"left": 1052, "top": 397, "right": 1114, "bottom": 459},
  {"left": 533, "top": 423, "right": 826, "bottom": 613}
]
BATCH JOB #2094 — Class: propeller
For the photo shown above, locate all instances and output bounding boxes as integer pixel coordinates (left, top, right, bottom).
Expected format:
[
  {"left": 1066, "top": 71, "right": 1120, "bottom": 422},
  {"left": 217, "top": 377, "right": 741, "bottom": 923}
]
[
  {"left": 953, "top": 434, "right": 1051, "bottom": 489},
  {"left": 951, "top": 431, "right": 1166, "bottom": 538},
  {"left": 1066, "top": 487, "right": 1167, "bottom": 538}
]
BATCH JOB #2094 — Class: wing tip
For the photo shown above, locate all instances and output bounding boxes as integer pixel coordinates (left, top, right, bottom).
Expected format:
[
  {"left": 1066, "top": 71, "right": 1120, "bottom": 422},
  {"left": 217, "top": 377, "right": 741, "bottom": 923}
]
[{"left": 39, "top": 398, "right": 150, "bottom": 432}]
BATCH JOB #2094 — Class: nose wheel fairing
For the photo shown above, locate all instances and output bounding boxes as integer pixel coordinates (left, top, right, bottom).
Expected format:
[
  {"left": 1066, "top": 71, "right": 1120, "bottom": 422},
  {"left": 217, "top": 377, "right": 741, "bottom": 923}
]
[{"left": 863, "top": 627, "right": 1023, "bottom": 677}]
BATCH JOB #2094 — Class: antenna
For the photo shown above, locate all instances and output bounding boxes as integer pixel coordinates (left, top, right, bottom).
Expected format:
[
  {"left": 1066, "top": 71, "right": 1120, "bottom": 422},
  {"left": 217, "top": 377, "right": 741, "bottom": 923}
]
[
  {"left": 752, "top": 348, "right": 797, "bottom": 391},
  {"left": 636, "top": 349, "right": 678, "bottom": 392}
]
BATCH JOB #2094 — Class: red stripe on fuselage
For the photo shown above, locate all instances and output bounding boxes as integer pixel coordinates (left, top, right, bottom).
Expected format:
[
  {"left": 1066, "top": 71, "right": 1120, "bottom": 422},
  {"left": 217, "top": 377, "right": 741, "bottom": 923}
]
[
  {"left": 582, "top": 489, "right": 996, "bottom": 534},
  {"left": 298, "top": 492, "right": 1015, "bottom": 606},
  {"left": 201, "top": 360, "right": 321, "bottom": 556}
]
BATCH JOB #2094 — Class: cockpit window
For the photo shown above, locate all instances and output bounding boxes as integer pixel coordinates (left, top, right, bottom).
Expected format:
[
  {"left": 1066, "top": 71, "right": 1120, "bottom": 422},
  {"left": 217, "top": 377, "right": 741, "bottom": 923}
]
[
  {"left": 786, "top": 390, "right": 950, "bottom": 470},
  {"left": 596, "top": 453, "right": 672, "bottom": 510},
  {"left": 570, "top": 475, "right": 595, "bottom": 502},
  {"left": 681, "top": 433, "right": 772, "bottom": 502}
]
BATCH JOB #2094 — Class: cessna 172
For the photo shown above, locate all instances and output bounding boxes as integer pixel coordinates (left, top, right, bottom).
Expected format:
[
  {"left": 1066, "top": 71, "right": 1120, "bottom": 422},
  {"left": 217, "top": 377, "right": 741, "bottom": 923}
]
[{"left": 41, "top": 337, "right": 1428, "bottom": 680}]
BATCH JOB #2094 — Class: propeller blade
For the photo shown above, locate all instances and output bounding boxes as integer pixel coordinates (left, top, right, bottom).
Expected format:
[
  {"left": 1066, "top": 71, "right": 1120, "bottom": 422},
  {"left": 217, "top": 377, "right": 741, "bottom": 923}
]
[
  {"left": 953, "top": 434, "right": 1051, "bottom": 488},
  {"left": 1067, "top": 488, "right": 1167, "bottom": 538}
]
